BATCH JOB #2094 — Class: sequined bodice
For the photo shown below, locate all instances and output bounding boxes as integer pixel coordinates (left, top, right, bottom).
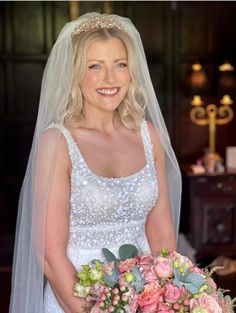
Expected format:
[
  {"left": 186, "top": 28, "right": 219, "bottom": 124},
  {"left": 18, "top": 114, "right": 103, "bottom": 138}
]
[{"left": 49, "top": 121, "right": 158, "bottom": 250}]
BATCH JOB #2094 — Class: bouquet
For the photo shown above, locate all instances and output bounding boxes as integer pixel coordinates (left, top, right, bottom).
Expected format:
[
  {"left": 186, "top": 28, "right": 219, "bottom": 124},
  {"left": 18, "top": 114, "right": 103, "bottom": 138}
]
[{"left": 74, "top": 244, "right": 235, "bottom": 313}]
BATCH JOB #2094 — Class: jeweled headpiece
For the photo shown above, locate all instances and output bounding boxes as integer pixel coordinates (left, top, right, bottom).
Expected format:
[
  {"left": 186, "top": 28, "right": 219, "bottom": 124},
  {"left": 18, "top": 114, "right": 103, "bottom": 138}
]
[{"left": 72, "top": 15, "right": 127, "bottom": 36}]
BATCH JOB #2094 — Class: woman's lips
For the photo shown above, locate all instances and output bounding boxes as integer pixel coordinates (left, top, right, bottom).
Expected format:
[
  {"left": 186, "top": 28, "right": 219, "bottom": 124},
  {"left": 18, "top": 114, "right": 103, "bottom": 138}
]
[{"left": 96, "top": 87, "right": 119, "bottom": 96}]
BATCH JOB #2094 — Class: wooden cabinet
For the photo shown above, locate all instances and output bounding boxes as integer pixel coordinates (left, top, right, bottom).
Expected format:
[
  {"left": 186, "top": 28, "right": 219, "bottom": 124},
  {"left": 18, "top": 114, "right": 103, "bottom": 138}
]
[{"left": 182, "top": 169, "right": 236, "bottom": 261}]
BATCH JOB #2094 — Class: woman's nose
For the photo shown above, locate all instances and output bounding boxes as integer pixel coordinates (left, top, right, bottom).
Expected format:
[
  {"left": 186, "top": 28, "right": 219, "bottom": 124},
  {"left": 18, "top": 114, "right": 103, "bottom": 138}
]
[{"left": 104, "top": 67, "right": 116, "bottom": 84}]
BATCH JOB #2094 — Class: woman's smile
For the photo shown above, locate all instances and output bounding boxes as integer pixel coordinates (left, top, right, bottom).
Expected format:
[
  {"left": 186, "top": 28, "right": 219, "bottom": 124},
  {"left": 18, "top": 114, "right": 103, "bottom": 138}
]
[{"left": 96, "top": 87, "right": 119, "bottom": 96}]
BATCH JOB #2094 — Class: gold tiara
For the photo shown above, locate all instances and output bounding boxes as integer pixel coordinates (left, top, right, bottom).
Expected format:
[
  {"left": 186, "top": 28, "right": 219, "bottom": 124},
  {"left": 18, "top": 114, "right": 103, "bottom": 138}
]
[{"left": 72, "top": 15, "right": 127, "bottom": 36}]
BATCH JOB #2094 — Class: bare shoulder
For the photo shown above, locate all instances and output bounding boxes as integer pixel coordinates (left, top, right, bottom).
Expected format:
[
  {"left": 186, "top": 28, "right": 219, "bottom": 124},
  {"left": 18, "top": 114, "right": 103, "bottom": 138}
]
[
  {"left": 145, "top": 120, "right": 164, "bottom": 161},
  {"left": 145, "top": 120, "right": 161, "bottom": 146},
  {"left": 41, "top": 125, "right": 68, "bottom": 148},
  {"left": 39, "top": 126, "right": 71, "bottom": 166}
]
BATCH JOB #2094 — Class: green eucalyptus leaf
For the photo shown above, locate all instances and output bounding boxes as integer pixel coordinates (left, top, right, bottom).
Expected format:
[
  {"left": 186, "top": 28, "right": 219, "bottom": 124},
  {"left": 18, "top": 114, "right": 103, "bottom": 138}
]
[
  {"left": 172, "top": 268, "right": 205, "bottom": 295},
  {"left": 103, "top": 268, "right": 119, "bottom": 288},
  {"left": 119, "top": 244, "right": 139, "bottom": 261},
  {"left": 131, "top": 266, "right": 145, "bottom": 292},
  {"left": 102, "top": 248, "right": 118, "bottom": 262}
]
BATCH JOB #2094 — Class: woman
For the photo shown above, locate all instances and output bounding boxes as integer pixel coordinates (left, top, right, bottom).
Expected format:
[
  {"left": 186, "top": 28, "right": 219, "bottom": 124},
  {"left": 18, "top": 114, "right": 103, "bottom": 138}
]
[{"left": 10, "top": 13, "right": 181, "bottom": 313}]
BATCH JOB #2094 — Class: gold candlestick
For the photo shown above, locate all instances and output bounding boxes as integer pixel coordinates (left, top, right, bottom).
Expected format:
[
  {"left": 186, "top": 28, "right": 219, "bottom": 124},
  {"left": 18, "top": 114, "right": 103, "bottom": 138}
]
[{"left": 190, "top": 95, "right": 234, "bottom": 154}]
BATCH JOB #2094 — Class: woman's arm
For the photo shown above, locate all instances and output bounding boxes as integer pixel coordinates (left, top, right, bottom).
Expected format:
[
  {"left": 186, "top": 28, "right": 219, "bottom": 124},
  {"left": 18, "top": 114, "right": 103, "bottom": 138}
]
[
  {"left": 145, "top": 122, "right": 176, "bottom": 256},
  {"left": 43, "top": 134, "right": 89, "bottom": 313}
]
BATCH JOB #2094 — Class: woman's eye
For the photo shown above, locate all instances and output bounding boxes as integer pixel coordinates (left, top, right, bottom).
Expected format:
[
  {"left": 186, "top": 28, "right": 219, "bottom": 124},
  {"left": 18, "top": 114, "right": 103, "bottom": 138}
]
[
  {"left": 117, "top": 62, "right": 127, "bottom": 68},
  {"left": 88, "top": 64, "right": 101, "bottom": 69}
]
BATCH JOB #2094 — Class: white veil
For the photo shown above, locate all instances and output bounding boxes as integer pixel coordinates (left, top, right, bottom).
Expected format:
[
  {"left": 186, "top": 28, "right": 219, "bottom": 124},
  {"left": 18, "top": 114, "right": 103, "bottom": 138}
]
[{"left": 9, "top": 12, "right": 181, "bottom": 313}]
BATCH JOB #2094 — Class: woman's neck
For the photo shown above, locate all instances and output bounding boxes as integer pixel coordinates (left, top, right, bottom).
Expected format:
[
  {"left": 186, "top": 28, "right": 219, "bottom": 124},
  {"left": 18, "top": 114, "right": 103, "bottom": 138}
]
[{"left": 82, "top": 107, "right": 121, "bottom": 132}]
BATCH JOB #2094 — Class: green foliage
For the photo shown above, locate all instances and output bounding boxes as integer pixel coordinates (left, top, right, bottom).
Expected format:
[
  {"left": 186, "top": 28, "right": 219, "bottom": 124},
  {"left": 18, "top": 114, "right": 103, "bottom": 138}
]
[
  {"left": 131, "top": 266, "right": 145, "bottom": 292},
  {"left": 119, "top": 244, "right": 139, "bottom": 260},
  {"left": 173, "top": 268, "right": 205, "bottom": 294},
  {"left": 102, "top": 248, "right": 118, "bottom": 262},
  {"left": 103, "top": 267, "right": 119, "bottom": 287},
  {"left": 102, "top": 244, "right": 139, "bottom": 262}
]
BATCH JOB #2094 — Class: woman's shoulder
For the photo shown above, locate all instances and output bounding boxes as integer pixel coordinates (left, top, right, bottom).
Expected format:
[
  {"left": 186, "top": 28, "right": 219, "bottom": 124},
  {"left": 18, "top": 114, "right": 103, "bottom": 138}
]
[
  {"left": 39, "top": 123, "right": 70, "bottom": 148},
  {"left": 143, "top": 120, "right": 164, "bottom": 158},
  {"left": 143, "top": 120, "right": 159, "bottom": 141}
]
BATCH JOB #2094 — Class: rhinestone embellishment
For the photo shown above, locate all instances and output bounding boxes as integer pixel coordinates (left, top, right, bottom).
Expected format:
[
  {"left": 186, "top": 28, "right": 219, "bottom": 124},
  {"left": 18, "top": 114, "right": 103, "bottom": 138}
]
[
  {"left": 72, "top": 15, "right": 128, "bottom": 36},
  {"left": 47, "top": 121, "right": 158, "bottom": 249}
]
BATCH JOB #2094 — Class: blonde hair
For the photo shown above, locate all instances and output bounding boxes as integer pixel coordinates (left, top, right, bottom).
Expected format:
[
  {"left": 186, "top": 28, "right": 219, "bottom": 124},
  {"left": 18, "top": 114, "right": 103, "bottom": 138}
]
[{"left": 64, "top": 27, "right": 146, "bottom": 129}]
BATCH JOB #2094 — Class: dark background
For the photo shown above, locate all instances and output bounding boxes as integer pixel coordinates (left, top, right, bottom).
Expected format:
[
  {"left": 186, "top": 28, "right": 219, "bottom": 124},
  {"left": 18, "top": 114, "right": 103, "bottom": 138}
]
[{"left": 1, "top": 1, "right": 236, "bottom": 312}]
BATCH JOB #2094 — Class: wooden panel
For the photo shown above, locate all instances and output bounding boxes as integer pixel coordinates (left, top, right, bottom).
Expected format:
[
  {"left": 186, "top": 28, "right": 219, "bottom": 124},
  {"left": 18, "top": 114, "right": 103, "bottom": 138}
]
[
  {"left": 54, "top": 2, "right": 70, "bottom": 39},
  {"left": 134, "top": 3, "right": 165, "bottom": 57},
  {"left": 184, "top": 172, "right": 236, "bottom": 260},
  {"left": 178, "top": 4, "right": 210, "bottom": 55},
  {"left": 79, "top": 1, "right": 104, "bottom": 16},
  {"left": 0, "top": 64, "right": 4, "bottom": 115},
  {"left": 0, "top": 124, "right": 6, "bottom": 176},
  {"left": 0, "top": 3, "right": 4, "bottom": 53},
  {"left": 203, "top": 200, "right": 235, "bottom": 244},
  {"left": 12, "top": 2, "right": 45, "bottom": 54},
  {"left": 211, "top": 4, "right": 236, "bottom": 56},
  {"left": 148, "top": 62, "right": 165, "bottom": 114},
  {"left": 6, "top": 123, "right": 34, "bottom": 177},
  {"left": 14, "top": 63, "right": 44, "bottom": 116}
]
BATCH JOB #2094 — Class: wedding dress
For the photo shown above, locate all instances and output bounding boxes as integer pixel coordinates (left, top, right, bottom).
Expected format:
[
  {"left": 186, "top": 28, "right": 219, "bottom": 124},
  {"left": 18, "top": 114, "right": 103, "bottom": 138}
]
[{"left": 43, "top": 120, "right": 159, "bottom": 312}]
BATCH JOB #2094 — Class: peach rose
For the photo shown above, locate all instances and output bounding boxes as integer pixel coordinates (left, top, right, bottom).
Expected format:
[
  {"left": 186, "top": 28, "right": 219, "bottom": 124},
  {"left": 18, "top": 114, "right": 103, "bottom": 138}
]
[
  {"left": 118, "top": 258, "right": 137, "bottom": 273},
  {"left": 153, "top": 257, "right": 172, "bottom": 279},
  {"left": 138, "top": 282, "right": 162, "bottom": 313}
]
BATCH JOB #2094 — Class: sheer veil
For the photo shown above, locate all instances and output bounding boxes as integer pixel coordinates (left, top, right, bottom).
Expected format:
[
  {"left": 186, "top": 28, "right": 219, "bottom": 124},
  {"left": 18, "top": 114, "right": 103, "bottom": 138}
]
[{"left": 9, "top": 12, "right": 181, "bottom": 313}]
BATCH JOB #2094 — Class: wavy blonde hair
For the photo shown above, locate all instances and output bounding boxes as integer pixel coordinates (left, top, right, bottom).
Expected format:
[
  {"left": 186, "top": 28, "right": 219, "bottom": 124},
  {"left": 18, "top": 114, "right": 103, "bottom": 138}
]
[{"left": 64, "top": 27, "right": 146, "bottom": 129}]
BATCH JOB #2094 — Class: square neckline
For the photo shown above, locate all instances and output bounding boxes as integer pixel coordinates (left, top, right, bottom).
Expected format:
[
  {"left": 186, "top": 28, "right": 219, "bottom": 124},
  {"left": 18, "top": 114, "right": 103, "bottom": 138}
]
[{"left": 61, "top": 120, "right": 150, "bottom": 180}]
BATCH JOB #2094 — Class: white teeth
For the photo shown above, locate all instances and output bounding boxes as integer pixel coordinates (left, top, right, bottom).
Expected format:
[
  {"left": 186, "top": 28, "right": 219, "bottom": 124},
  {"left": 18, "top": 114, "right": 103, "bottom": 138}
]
[{"left": 97, "top": 88, "right": 118, "bottom": 95}]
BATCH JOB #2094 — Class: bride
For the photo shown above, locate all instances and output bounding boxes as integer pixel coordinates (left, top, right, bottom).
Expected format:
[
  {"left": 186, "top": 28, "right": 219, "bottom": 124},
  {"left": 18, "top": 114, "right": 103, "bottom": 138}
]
[{"left": 10, "top": 13, "right": 181, "bottom": 313}]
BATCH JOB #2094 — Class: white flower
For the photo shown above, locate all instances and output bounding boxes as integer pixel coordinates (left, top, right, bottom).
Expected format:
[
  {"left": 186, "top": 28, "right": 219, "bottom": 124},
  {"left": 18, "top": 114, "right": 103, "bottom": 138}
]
[{"left": 74, "top": 283, "right": 90, "bottom": 297}]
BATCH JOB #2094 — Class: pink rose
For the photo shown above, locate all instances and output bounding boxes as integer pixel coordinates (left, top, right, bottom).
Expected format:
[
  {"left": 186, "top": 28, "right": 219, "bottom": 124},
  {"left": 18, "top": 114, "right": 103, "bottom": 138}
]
[
  {"left": 138, "top": 282, "right": 162, "bottom": 313},
  {"left": 164, "top": 283, "right": 181, "bottom": 303},
  {"left": 136, "top": 255, "right": 154, "bottom": 272},
  {"left": 118, "top": 258, "right": 137, "bottom": 273},
  {"left": 190, "top": 293, "right": 223, "bottom": 313},
  {"left": 143, "top": 268, "right": 158, "bottom": 283},
  {"left": 137, "top": 255, "right": 154, "bottom": 266},
  {"left": 153, "top": 257, "right": 172, "bottom": 279}
]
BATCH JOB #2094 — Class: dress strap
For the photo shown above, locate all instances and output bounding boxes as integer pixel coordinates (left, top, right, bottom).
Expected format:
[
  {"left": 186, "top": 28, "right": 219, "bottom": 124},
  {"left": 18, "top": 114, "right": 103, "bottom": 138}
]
[
  {"left": 46, "top": 123, "right": 79, "bottom": 165},
  {"left": 140, "top": 120, "right": 155, "bottom": 170}
]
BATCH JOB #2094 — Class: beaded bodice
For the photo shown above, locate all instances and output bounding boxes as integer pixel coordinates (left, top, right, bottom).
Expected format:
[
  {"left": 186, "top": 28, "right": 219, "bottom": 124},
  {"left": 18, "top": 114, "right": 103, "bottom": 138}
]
[{"left": 49, "top": 120, "right": 158, "bottom": 250}]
